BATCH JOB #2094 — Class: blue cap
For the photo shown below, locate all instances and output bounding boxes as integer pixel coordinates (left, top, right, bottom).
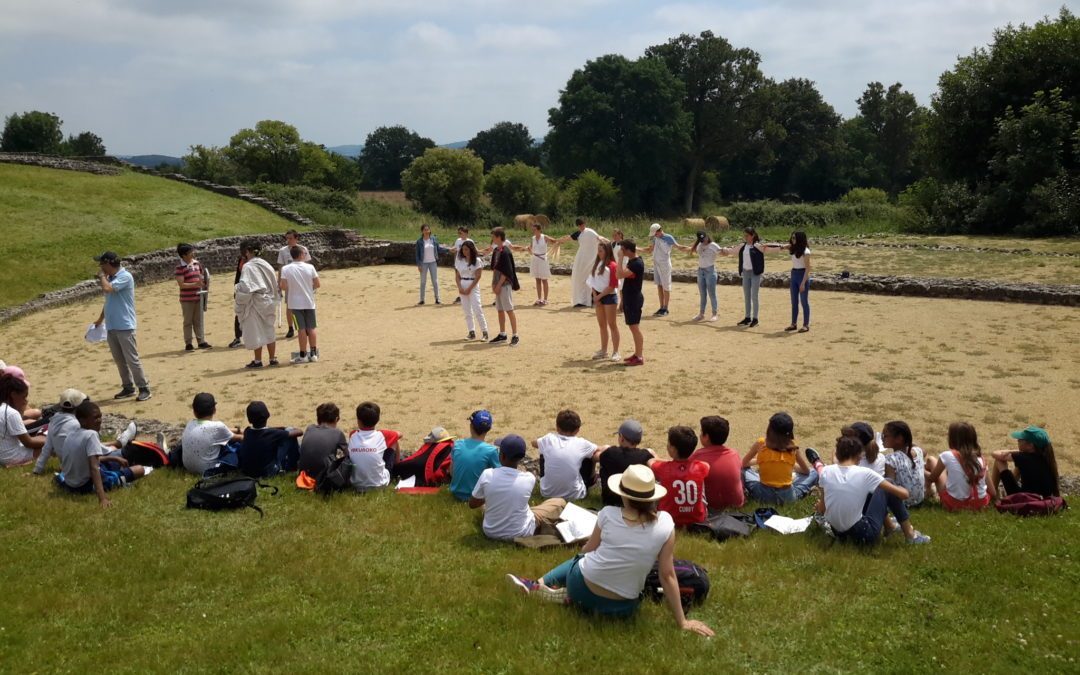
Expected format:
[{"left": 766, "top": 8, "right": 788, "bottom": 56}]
[
  {"left": 469, "top": 410, "right": 493, "bottom": 433},
  {"left": 497, "top": 434, "right": 527, "bottom": 460}
]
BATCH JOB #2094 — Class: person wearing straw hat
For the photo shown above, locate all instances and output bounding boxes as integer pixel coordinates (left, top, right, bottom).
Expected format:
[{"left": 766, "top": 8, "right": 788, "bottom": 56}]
[{"left": 507, "top": 464, "right": 714, "bottom": 636}]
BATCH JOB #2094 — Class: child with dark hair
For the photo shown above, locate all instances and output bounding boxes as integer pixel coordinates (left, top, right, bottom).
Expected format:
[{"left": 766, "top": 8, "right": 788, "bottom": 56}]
[
  {"left": 455, "top": 240, "right": 489, "bottom": 342},
  {"left": 649, "top": 426, "right": 710, "bottom": 526},
  {"left": 488, "top": 227, "right": 520, "bottom": 346},
  {"left": 0, "top": 372, "right": 45, "bottom": 467},
  {"left": 925, "top": 422, "right": 994, "bottom": 511},
  {"left": 57, "top": 401, "right": 153, "bottom": 508},
  {"left": 237, "top": 401, "right": 302, "bottom": 478},
  {"left": 783, "top": 231, "right": 811, "bottom": 332},
  {"left": 534, "top": 409, "right": 599, "bottom": 501},
  {"left": 175, "top": 242, "right": 211, "bottom": 351},
  {"left": 741, "top": 412, "right": 817, "bottom": 505},
  {"left": 692, "top": 415, "right": 744, "bottom": 509},
  {"left": 990, "top": 425, "right": 1060, "bottom": 498},
  {"left": 180, "top": 392, "right": 243, "bottom": 475},
  {"left": 615, "top": 240, "right": 646, "bottom": 366},
  {"left": 597, "top": 419, "right": 656, "bottom": 506},
  {"left": 817, "top": 436, "right": 929, "bottom": 546},
  {"left": 842, "top": 421, "right": 885, "bottom": 475},
  {"left": 881, "top": 421, "right": 926, "bottom": 506},
  {"left": 298, "top": 403, "right": 348, "bottom": 476},
  {"left": 347, "top": 401, "right": 401, "bottom": 492},
  {"left": 470, "top": 434, "right": 566, "bottom": 541}
]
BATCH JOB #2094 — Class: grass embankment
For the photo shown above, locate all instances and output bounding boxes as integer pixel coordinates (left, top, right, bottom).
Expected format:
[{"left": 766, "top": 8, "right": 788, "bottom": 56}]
[
  {"left": 0, "top": 468, "right": 1076, "bottom": 672},
  {"left": 0, "top": 164, "right": 292, "bottom": 308}
]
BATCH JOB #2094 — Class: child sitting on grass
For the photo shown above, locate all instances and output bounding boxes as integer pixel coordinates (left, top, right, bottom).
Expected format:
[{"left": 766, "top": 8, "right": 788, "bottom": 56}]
[
  {"left": 597, "top": 420, "right": 655, "bottom": 507},
  {"left": 649, "top": 426, "right": 710, "bottom": 526},
  {"left": 843, "top": 421, "right": 885, "bottom": 475},
  {"left": 925, "top": 422, "right": 994, "bottom": 511},
  {"left": 469, "top": 434, "right": 566, "bottom": 541},
  {"left": 57, "top": 400, "right": 153, "bottom": 509},
  {"left": 881, "top": 420, "right": 926, "bottom": 507},
  {"left": 817, "top": 436, "right": 928, "bottom": 545},
  {"left": 534, "top": 409, "right": 599, "bottom": 501},
  {"left": 348, "top": 401, "right": 401, "bottom": 492},
  {"left": 741, "top": 412, "right": 817, "bottom": 505},
  {"left": 449, "top": 410, "right": 500, "bottom": 501},
  {"left": 990, "top": 425, "right": 1060, "bottom": 499},
  {"left": 237, "top": 401, "right": 302, "bottom": 478}
]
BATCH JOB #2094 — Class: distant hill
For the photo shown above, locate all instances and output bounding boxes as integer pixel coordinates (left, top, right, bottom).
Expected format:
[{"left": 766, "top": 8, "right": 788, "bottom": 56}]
[
  {"left": 327, "top": 145, "right": 363, "bottom": 158},
  {"left": 122, "top": 154, "right": 183, "bottom": 168}
]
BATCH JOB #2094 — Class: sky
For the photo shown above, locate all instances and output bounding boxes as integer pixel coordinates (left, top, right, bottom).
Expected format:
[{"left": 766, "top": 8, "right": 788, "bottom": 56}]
[{"left": 1, "top": 0, "right": 1073, "bottom": 155}]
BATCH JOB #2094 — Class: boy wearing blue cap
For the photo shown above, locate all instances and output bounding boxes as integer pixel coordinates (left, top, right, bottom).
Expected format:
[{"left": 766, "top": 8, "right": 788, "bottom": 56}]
[
  {"left": 991, "top": 426, "right": 1060, "bottom": 498},
  {"left": 469, "top": 434, "right": 566, "bottom": 541},
  {"left": 449, "top": 410, "right": 501, "bottom": 500}
]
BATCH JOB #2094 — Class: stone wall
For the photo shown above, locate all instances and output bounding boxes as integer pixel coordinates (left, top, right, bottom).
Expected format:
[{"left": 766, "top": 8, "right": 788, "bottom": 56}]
[{"left": 0, "top": 152, "right": 121, "bottom": 175}]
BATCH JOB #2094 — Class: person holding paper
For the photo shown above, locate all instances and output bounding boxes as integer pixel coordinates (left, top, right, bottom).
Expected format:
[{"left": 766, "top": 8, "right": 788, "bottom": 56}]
[
  {"left": 468, "top": 434, "right": 566, "bottom": 541},
  {"left": 92, "top": 251, "right": 151, "bottom": 401},
  {"left": 506, "top": 464, "right": 714, "bottom": 637}
]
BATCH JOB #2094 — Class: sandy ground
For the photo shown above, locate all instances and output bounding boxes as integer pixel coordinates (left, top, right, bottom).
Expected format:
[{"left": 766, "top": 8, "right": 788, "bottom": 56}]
[{"left": 3, "top": 265, "right": 1078, "bottom": 470}]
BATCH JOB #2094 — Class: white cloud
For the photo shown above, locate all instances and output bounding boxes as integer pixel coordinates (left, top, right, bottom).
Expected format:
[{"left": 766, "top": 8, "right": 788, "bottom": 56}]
[
  {"left": 474, "top": 24, "right": 564, "bottom": 50},
  {"left": 404, "top": 22, "right": 458, "bottom": 52}
]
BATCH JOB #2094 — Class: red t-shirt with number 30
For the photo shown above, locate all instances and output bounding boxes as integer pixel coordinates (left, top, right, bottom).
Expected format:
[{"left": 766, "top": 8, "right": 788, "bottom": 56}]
[{"left": 652, "top": 459, "right": 710, "bottom": 526}]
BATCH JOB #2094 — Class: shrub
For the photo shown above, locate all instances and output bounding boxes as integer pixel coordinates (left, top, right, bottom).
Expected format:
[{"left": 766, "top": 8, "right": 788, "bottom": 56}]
[
  {"left": 401, "top": 148, "right": 485, "bottom": 221},
  {"left": 558, "top": 170, "right": 621, "bottom": 218},
  {"left": 722, "top": 200, "right": 897, "bottom": 231},
  {"left": 483, "top": 162, "right": 556, "bottom": 215},
  {"left": 248, "top": 183, "right": 358, "bottom": 215},
  {"left": 841, "top": 187, "right": 889, "bottom": 204}
]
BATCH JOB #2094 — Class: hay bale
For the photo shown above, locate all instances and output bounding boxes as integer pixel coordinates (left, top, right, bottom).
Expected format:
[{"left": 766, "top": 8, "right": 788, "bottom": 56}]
[
  {"left": 534, "top": 214, "right": 551, "bottom": 228},
  {"left": 513, "top": 214, "right": 535, "bottom": 229},
  {"left": 683, "top": 218, "right": 706, "bottom": 228},
  {"left": 705, "top": 215, "right": 730, "bottom": 231}
]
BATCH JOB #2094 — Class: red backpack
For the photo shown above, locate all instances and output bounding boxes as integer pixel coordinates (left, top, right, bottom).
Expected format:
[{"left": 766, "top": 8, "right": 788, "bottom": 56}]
[{"left": 995, "top": 492, "right": 1067, "bottom": 516}]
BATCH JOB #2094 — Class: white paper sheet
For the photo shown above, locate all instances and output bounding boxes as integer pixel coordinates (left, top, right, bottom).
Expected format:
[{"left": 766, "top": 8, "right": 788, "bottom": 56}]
[
  {"left": 763, "top": 515, "right": 812, "bottom": 534},
  {"left": 395, "top": 475, "right": 416, "bottom": 489},
  {"left": 85, "top": 323, "right": 107, "bottom": 343},
  {"left": 555, "top": 502, "right": 597, "bottom": 543}
]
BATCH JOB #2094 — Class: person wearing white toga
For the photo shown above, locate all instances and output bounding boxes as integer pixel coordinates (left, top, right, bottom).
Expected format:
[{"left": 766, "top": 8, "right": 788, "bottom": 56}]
[
  {"left": 563, "top": 217, "right": 603, "bottom": 308},
  {"left": 235, "top": 239, "right": 280, "bottom": 369}
]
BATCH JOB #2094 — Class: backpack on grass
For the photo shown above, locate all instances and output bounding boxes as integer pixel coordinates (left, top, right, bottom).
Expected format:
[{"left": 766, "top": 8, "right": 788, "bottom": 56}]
[
  {"left": 315, "top": 454, "right": 352, "bottom": 495},
  {"left": 643, "top": 559, "right": 710, "bottom": 613},
  {"left": 688, "top": 512, "right": 754, "bottom": 542},
  {"left": 995, "top": 492, "right": 1067, "bottom": 516},
  {"left": 122, "top": 440, "right": 170, "bottom": 468},
  {"left": 186, "top": 476, "right": 278, "bottom": 517}
]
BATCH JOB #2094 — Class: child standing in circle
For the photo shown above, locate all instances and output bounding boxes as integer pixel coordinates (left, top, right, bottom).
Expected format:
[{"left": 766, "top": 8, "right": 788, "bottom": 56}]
[
  {"left": 415, "top": 224, "right": 447, "bottom": 305},
  {"left": 455, "top": 240, "right": 489, "bottom": 342},
  {"left": 527, "top": 222, "right": 558, "bottom": 306},
  {"left": 589, "top": 242, "right": 621, "bottom": 361},
  {"left": 488, "top": 227, "right": 520, "bottom": 347},
  {"left": 686, "top": 231, "right": 722, "bottom": 322},
  {"left": 726, "top": 227, "right": 784, "bottom": 328},
  {"left": 616, "top": 240, "right": 646, "bottom": 366},
  {"left": 450, "top": 226, "right": 472, "bottom": 304},
  {"left": 644, "top": 223, "right": 677, "bottom": 316},
  {"left": 784, "top": 231, "right": 812, "bottom": 332}
]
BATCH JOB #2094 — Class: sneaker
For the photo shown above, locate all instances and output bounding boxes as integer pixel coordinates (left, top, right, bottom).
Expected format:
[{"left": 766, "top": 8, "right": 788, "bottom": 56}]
[
  {"left": 624, "top": 355, "right": 644, "bottom": 366},
  {"left": 185, "top": 343, "right": 194, "bottom": 351},
  {"left": 708, "top": 315, "right": 718, "bottom": 322},
  {"left": 117, "top": 421, "right": 137, "bottom": 447},
  {"left": 908, "top": 532, "right": 931, "bottom": 545},
  {"left": 268, "top": 358, "right": 279, "bottom": 367},
  {"left": 197, "top": 342, "right": 212, "bottom": 349},
  {"left": 489, "top": 333, "right": 508, "bottom": 344},
  {"left": 290, "top": 351, "right": 303, "bottom": 361},
  {"left": 245, "top": 360, "right": 263, "bottom": 369},
  {"left": 652, "top": 308, "right": 665, "bottom": 316},
  {"left": 506, "top": 574, "right": 537, "bottom": 595},
  {"left": 510, "top": 335, "right": 519, "bottom": 347},
  {"left": 610, "top": 352, "right": 621, "bottom": 361},
  {"left": 453, "top": 297, "right": 461, "bottom": 304},
  {"left": 749, "top": 318, "right": 759, "bottom": 327},
  {"left": 228, "top": 338, "right": 243, "bottom": 349},
  {"left": 532, "top": 581, "right": 569, "bottom": 604},
  {"left": 136, "top": 388, "right": 152, "bottom": 402},
  {"left": 435, "top": 300, "right": 442, "bottom": 305},
  {"left": 805, "top": 447, "right": 822, "bottom": 467},
  {"left": 285, "top": 328, "right": 295, "bottom": 339},
  {"left": 692, "top": 314, "right": 704, "bottom": 322},
  {"left": 291, "top": 353, "right": 308, "bottom": 365},
  {"left": 308, "top": 351, "right": 319, "bottom": 363},
  {"left": 113, "top": 388, "right": 136, "bottom": 400},
  {"left": 592, "top": 350, "right": 608, "bottom": 360},
  {"left": 737, "top": 317, "right": 751, "bottom": 326},
  {"left": 785, "top": 324, "right": 798, "bottom": 331},
  {"left": 155, "top": 431, "right": 169, "bottom": 453},
  {"left": 465, "top": 331, "right": 476, "bottom": 341},
  {"left": 416, "top": 300, "right": 425, "bottom": 306},
  {"left": 481, "top": 332, "right": 489, "bottom": 342}
]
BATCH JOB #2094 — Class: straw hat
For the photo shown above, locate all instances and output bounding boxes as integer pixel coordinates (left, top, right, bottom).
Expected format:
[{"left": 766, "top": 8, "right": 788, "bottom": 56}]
[{"left": 607, "top": 464, "right": 666, "bottom": 502}]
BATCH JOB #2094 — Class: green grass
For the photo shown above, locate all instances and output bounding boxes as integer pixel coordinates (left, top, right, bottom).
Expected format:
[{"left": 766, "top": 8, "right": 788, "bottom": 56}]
[
  {"left": 1, "top": 467, "right": 1076, "bottom": 672},
  {"left": 0, "top": 164, "right": 293, "bottom": 307}
]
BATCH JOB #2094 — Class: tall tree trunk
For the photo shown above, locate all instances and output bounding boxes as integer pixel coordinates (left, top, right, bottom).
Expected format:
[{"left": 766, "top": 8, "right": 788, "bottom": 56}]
[{"left": 683, "top": 157, "right": 703, "bottom": 215}]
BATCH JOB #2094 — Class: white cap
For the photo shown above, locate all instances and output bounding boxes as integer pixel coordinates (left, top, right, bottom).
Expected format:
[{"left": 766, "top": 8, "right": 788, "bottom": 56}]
[
  {"left": 649, "top": 223, "right": 662, "bottom": 235},
  {"left": 59, "top": 388, "right": 89, "bottom": 409}
]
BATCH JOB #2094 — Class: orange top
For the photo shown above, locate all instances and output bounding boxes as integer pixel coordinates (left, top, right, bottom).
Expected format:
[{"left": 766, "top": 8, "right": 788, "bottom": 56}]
[{"left": 756, "top": 436, "right": 797, "bottom": 488}]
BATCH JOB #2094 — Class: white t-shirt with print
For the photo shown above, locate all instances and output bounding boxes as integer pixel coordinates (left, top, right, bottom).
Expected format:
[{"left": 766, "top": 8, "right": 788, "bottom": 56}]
[
  {"left": 579, "top": 507, "right": 675, "bottom": 600},
  {"left": 421, "top": 239, "right": 437, "bottom": 263},
  {"left": 280, "top": 261, "right": 319, "bottom": 310},
  {"left": 939, "top": 450, "right": 988, "bottom": 501},
  {"left": 820, "top": 464, "right": 885, "bottom": 533},
  {"left": 884, "top": 446, "right": 926, "bottom": 506},
  {"left": 0, "top": 403, "right": 31, "bottom": 467},
  {"left": 537, "top": 432, "right": 598, "bottom": 500},
  {"left": 651, "top": 233, "right": 676, "bottom": 267},
  {"left": 182, "top": 419, "right": 236, "bottom": 475},
  {"left": 697, "top": 242, "right": 722, "bottom": 269},
  {"left": 791, "top": 247, "right": 811, "bottom": 270},
  {"left": 348, "top": 428, "right": 389, "bottom": 489},
  {"left": 60, "top": 427, "right": 106, "bottom": 488},
  {"left": 471, "top": 466, "right": 537, "bottom": 540}
]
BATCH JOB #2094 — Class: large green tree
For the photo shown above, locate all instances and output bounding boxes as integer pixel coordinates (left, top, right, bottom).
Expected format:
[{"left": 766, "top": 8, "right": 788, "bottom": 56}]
[
  {"left": 181, "top": 144, "right": 240, "bottom": 185},
  {"left": 359, "top": 125, "right": 435, "bottom": 190},
  {"left": 1, "top": 111, "right": 64, "bottom": 153},
  {"left": 226, "top": 120, "right": 304, "bottom": 184},
  {"left": 644, "top": 31, "right": 767, "bottom": 212},
  {"left": 401, "top": 147, "right": 484, "bottom": 221},
  {"left": 483, "top": 161, "right": 555, "bottom": 214},
  {"left": 63, "top": 131, "right": 106, "bottom": 156},
  {"left": 466, "top": 122, "right": 538, "bottom": 170},
  {"left": 546, "top": 54, "right": 690, "bottom": 212},
  {"left": 853, "top": 82, "right": 926, "bottom": 196}
]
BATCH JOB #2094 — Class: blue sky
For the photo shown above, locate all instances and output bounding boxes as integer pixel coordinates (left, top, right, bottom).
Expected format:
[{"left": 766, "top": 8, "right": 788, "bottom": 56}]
[{"left": 1, "top": 0, "right": 1073, "bottom": 155}]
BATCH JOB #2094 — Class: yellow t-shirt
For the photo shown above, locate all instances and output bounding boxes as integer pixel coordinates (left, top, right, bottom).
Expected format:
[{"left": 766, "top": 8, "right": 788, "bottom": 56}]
[{"left": 756, "top": 436, "right": 797, "bottom": 488}]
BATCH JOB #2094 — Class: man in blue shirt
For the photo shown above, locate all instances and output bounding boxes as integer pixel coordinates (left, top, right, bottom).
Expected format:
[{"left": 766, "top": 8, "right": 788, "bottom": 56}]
[
  {"left": 449, "top": 410, "right": 500, "bottom": 500},
  {"left": 92, "top": 251, "right": 151, "bottom": 401}
]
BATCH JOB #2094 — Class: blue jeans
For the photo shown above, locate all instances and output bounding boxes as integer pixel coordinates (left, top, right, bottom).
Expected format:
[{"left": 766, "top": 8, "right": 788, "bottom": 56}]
[
  {"left": 790, "top": 268, "right": 810, "bottom": 326},
  {"left": 203, "top": 440, "right": 242, "bottom": 477},
  {"left": 741, "top": 270, "right": 761, "bottom": 319},
  {"left": 836, "top": 487, "right": 912, "bottom": 545},
  {"left": 543, "top": 555, "right": 640, "bottom": 618},
  {"left": 419, "top": 261, "right": 439, "bottom": 302},
  {"left": 742, "top": 467, "right": 818, "bottom": 505},
  {"left": 697, "top": 267, "right": 718, "bottom": 315}
]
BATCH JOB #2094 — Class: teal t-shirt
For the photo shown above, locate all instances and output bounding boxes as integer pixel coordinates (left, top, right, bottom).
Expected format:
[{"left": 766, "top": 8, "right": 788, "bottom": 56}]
[{"left": 449, "top": 438, "right": 500, "bottom": 501}]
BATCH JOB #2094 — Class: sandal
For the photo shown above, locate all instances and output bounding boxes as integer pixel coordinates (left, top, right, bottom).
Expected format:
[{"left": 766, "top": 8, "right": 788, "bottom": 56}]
[
  {"left": 798, "top": 326, "right": 810, "bottom": 333},
  {"left": 784, "top": 324, "right": 797, "bottom": 331},
  {"left": 245, "top": 360, "right": 263, "bottom": 369}
]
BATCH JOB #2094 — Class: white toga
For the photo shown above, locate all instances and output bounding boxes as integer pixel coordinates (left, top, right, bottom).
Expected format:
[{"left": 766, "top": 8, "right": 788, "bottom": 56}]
[
  {"left": 235, "top": 257, "right": 279, "bottom": 350},
  {"left": 570, "top": 228, "right": 600, "bottom": 306}
]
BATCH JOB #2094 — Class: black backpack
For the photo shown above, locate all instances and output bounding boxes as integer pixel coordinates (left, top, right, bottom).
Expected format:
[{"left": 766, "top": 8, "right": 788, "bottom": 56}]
[
  {"left": 315, "top": 454, "right": 352, "bottom": 495},
  {"left": 689, "top": 512, "right": 755, "bottom": 542},
  {"left": 643, "top": 559, "right": 710, "bottom": 613},
  {"left": 186, "top": 476, "right": 278, "bottom": 517}
]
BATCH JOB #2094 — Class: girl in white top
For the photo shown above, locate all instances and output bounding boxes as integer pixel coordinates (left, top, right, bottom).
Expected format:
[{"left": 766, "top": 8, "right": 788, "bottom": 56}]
[
  {"left": 526, "top": 222, "right": 559, "bottom": 305},
  {"left": 455, "top": 241, "right": 489, "bottom": 341},
  {"left": 588, "top": 242, "right": 621, "bottom": 361},
  {"left": 784, "top": 231, "right": 812, "bottom": 332},
  {"left": 880, "top": 421, "right": 926, "bottom": 506},
  {"left": 680, "top": 231, "right": 723, "bottom": 322},
  {"left": 0, "top": 373, "right": 45, "bottom": 467},
  {"left": 926, "top": 421, "right": 995, "bottom": 511},
  {"left": 507, "top": 465, "right": 714, "bottom": 636}
]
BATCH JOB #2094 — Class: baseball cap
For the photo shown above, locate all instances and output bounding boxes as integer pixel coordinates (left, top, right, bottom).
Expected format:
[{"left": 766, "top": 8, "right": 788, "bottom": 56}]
[
  {"left": 768, "top": 412, "right": 795, "bottom": 437},
  {"left": 1, "top": 366, "right": 29, "bottom": 386},
  {"left": 649, "top": 223, "right": 662, "bottom": 235},
  {"left": 497, "top": 434, "right": 527, "bottom": 461},
  {"left": 246, "top": 401, "right": 271, "bottom": 426},
  {"left": 424, "top": 426, "right": 453, "bottom": 443},
  {"left": 1010, "top": 425, "right": 1051, "bottom": 449},
  {"left": 58, "top": 388, "right": 89, "bottom": 410},
  {"left": 848, "top": 421, "right": 874, "bottom": 446},
  {"left": 616, "top": 419, "right": 643, "bottom": 444},
  {"left": 94, "top": 251, "right": 121, "bottom": 265},
  {"left": 469, "top": 410, "right": 493, "bottom": 433}
]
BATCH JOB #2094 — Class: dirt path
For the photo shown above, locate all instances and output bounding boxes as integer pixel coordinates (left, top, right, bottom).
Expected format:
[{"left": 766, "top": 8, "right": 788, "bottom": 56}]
[{"left": 4, "top": 265, "right": 1078, "bottom": 469}]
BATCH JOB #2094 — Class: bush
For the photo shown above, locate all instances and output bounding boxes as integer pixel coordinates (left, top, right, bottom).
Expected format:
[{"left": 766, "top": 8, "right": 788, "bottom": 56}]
[
  {"left": 558, "top": 170, "right": 621, "bottom": 218},
  {"left": 1023, "top": 171, "right": 1080, "bottom": 236},
  {"left": 721, "top": 200, "right": 898, "bottom": 231},
  {"left": 483, "top": 162, "right": 555, "bottom": 215},
  {"left": 841, "top": 187, "right": 889, "bottom": 204},
  {"left": 401, "top": 148, "right": 485, "bottom": 221},
  {"left": 248, "top": 183, "right": 358, "bottom": 215}
]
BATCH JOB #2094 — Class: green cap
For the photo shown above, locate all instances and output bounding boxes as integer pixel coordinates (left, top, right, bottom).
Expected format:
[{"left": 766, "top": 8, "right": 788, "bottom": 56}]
[{"left": 1010, "top": 425, "right": 1050, "bottom": 449}]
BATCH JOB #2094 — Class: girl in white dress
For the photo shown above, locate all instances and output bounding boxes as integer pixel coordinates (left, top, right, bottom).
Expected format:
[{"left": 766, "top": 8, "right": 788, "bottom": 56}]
[
  {"left": 527, "top": 222, "right": 559, "bottom": 306},
  {"left": 455, "top": 241, "right": 489, "bottom": 341}
]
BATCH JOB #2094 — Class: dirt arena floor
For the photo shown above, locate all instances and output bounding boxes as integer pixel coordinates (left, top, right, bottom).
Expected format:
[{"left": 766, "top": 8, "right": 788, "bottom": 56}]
[{"left": 4, "top": 265, "right": 1078, "bottom": 470}]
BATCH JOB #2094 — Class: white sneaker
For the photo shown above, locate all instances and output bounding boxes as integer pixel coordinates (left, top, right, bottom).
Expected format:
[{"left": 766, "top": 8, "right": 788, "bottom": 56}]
[
  {"left": 155, "top": 431, "right": 169, "bottom": 453},
  {"left": 308, "top": 352, "right": 319, "bottom": 363},
  {"left": 592, "top": 350, "right": 608, "bottom": 360},
  {"left": 533, "top": 580, "right": 569, "bottom": 604},
  {"left": 610, "top": 352, "right": 621, "bottom": 361},
  {"left": 117, "top": 421, "right": 137, "bottom": 447},
  {"left": 708, "top": 314, "right": 718, "bottom": 322},
  {"left": 291, "top": 354, "right": 308, "bottom": 365}
]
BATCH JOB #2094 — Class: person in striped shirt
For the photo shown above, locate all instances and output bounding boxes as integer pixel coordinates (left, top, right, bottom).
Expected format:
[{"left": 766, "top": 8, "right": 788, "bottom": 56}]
[{"left": 175, "top": 243, "right": 211, "bottom": 351}]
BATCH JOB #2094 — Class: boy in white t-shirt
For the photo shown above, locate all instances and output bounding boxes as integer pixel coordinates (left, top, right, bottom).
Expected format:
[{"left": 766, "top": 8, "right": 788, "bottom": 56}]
[
  {"left": 644, "top": 223, "right": 677, "bottom": 316},
  {"left": 470, "top": 434, "right": 566, "bottom": 541},
  {"left": 533, "top": 409, "right": 599, "bottom": 500},
  {"left": 181, "top": 392, "right": 244, "bottom": 476},
  {"left": 276, "top": 229, "right": 311, "bottom": 339},
  {"left": 348, "top": 401, "right": 402, "bottom": 492},
  {"left": 279, "top": 245, "right": 321, "bottom": 364}
]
